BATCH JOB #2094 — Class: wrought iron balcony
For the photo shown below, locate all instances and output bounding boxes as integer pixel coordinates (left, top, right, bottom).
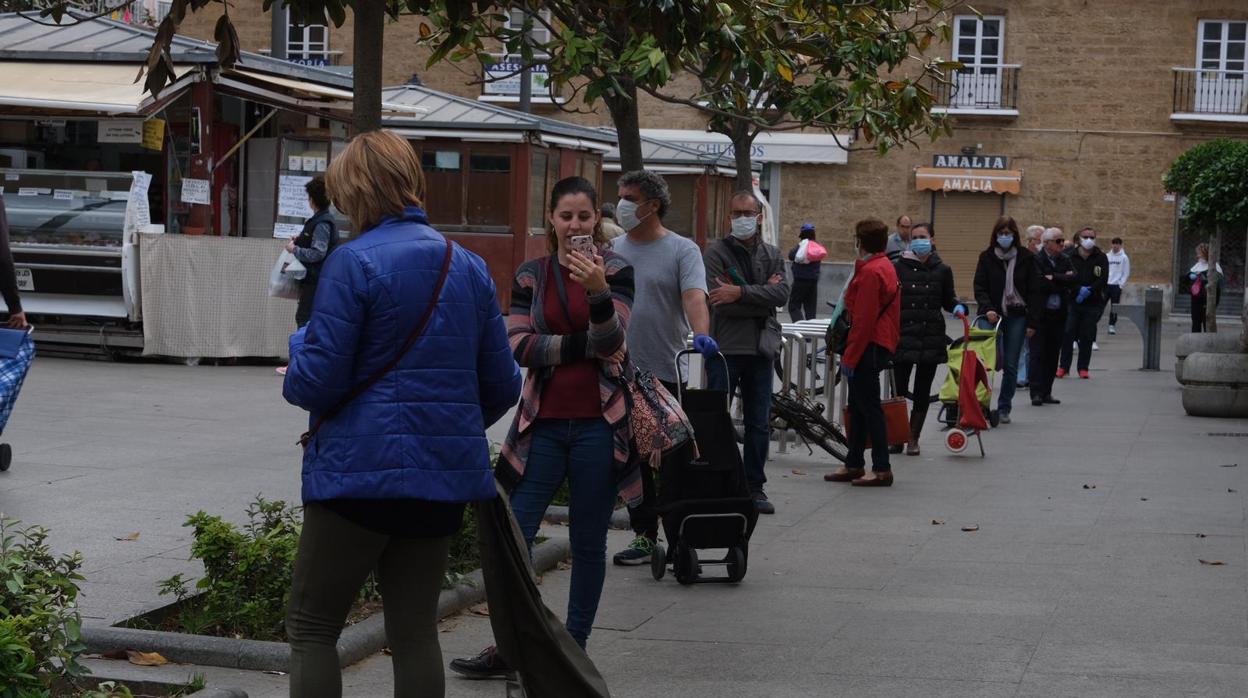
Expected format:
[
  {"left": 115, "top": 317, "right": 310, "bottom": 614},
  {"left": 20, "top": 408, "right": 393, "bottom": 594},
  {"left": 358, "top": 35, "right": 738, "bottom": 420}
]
[
  {"left": 929, "top": 65, "right": 1020, "bottom": 117},
  {"left": 1172, "top": 67, "right": 1248, "bottom": 123}
]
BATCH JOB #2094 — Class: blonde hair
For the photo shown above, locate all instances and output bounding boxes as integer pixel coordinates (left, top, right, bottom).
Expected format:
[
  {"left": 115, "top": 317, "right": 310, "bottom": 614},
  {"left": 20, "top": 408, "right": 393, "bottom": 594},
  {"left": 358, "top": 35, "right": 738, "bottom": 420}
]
[{"left": 325, "top": 130, "right": 425, "bottom": 233}]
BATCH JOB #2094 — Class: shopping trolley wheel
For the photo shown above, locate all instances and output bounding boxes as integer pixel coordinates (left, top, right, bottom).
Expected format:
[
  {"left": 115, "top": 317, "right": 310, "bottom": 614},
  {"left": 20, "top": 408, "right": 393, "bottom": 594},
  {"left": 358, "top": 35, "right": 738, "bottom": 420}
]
[
  {"left": 0, "top": 443, "right": 10, "bottom": 472},
  {"left": 675, "top": 544, "right": 699, "bottom": 585},
  {"left": 945, "top": 429, "right": 969, "bottom": 454},
  {"left": 726, "top": 546, "right": 747, "bottom": 583},
  {"left": 651, "top": 544, "right": 667, "bottom": 581}
]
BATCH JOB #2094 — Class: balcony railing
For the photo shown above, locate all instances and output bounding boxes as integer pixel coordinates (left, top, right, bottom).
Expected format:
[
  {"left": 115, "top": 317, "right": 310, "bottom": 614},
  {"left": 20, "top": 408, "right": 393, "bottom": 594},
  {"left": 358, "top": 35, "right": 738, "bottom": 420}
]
[
  {"left": 929, "top": 65, "right": 1020, "bottom": 115},
  {"left": 1172, "top": 67, "right": 1248, "bottom": 120}
]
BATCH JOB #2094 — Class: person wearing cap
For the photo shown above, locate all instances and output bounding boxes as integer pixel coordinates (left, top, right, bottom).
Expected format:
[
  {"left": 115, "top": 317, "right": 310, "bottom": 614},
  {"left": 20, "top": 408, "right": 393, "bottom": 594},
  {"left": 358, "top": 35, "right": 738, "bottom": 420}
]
[{"left": 787, "top": 223, "right": 822, "bottom": 321}]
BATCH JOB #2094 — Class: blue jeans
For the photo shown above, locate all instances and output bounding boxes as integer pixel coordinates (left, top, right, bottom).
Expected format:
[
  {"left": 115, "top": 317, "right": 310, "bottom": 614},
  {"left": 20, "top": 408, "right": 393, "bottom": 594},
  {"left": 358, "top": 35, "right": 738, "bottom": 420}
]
[
  {"left": 707, "top": 354, "right": 773, "bottom": 492},
  {"left": 996, "top": 314, "right": 1028, "bottom": 416},
  {"left": 507, "top": 418, "right": 617, "bottom": 648},
  {"left": 1017, "top": 341, "right": 1029, "bottom": 385}
]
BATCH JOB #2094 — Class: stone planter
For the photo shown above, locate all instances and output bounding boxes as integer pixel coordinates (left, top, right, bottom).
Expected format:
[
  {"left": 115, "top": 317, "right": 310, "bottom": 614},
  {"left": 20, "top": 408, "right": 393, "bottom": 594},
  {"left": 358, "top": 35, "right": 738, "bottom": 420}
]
[
  {"left": 1174, "top": 332, "right": 1244, "bottom": 384},
  {"left": 1179, "top": 351, "right": 1248, "bottom": 418}
]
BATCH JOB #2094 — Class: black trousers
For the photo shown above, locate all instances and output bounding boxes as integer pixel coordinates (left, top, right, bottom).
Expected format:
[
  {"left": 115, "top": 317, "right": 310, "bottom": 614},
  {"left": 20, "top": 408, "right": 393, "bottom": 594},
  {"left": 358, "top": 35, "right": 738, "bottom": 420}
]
[
  {"left": 626, "top": 379, "right": 682, "bottom": 540},
  {"left": 1030, "top": 312, "right": 1066, "bottom": 400},
  {"left": 1106, "top": 285, "right": 1122, "bottom": 326},
  {"left": 846, "top": 344, "right": 890, "bottom": 473},
  {"left": 893, "top": 361, "right": 938, "bottom": 440},
  {"left": 788, "top": 279, "right": 819, "bottom": 322},
  {"left": 295, "top": 280, "right": 318, "bottom": 329},
  {"left": 1060, "top": 302, "right": 1104, "bottom": 372},
  {"left": 1191, "top": 295, "right": 1207, "bottom": 333}
]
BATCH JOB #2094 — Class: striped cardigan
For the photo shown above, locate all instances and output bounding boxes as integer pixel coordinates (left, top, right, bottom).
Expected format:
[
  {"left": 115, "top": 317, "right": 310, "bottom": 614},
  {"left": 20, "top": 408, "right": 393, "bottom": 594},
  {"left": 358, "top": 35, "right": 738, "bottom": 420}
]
[{"left": 496, "top": 250, "right": 642, "bottom": 505}]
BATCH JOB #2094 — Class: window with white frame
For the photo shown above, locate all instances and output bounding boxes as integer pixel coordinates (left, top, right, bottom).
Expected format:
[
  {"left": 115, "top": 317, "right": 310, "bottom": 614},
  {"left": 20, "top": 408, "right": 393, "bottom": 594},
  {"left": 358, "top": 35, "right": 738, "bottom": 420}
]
[
  {"left": 1199, "top": 20, "right": 1247, "bottom": 76},
  {"left": 505, "top": 8, "right": 552, "bottom": 51},
  {"left": 287, "top": 21, "right": 330, "bottom": 64},
  {"left": 950, "top": 15, "right": 1006, "bottom": 109}
]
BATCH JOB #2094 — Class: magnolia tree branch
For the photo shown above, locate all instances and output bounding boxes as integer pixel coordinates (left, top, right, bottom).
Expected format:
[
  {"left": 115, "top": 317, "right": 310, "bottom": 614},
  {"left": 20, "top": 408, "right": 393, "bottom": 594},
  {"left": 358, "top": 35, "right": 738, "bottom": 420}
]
[{"left": 10, "top": 0, "right": 140, "bottom": 25}]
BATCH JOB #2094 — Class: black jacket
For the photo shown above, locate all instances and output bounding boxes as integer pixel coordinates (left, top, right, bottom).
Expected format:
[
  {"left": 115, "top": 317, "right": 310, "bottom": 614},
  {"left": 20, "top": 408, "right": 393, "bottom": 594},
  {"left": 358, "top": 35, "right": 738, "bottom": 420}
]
[
  {"left": 973, "top": 246, "right": 1034, "bottom": 320},
  {"left": 787, "top": 243, "right": 822, "bottom": 282},
  {"left": 292, "top": 209, "right": 339, "bottom": 283},
  {"left": 1029, "top": 251, "right": 1077, "bottom": 324},
  {"left": 893, "top": 253, "right": 959, "bottom": 365},
  {"left": 1066, "top": 246, "right": 1110, "bottom": 305}
]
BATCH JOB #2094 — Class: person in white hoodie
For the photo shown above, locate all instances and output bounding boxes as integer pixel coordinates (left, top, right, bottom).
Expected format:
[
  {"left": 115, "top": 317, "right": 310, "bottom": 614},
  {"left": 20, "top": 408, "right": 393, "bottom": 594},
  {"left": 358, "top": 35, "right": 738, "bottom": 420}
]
[{"left": 1105, "top": 237, "right": 1130, "bottom": 335}]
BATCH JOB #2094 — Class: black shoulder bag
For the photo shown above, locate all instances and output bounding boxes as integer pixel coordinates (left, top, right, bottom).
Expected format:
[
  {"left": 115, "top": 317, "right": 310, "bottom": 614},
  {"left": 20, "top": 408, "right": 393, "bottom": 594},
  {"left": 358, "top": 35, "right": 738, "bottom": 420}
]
[
  {"left": 298, "top": 239, "right": 454, "bottom": 449},
  {"left": 825, "top": 288, "right": 897, "bottom": 357}
]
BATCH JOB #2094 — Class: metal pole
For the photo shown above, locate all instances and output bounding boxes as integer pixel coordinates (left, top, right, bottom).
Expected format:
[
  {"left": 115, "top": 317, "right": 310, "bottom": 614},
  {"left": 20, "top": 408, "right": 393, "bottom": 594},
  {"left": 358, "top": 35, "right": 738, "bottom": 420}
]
[
  {"left": 270, "top": 1, "right": 288, "bottom": 61},
  {"left": 1143, "top": 286, "right": 1163, "bottom": 371}
]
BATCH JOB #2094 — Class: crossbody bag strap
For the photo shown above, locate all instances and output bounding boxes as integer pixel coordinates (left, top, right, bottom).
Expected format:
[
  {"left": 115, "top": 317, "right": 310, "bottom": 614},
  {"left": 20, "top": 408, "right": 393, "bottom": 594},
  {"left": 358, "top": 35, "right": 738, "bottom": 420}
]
[{"left": 299, "top": 238, "right": 454, "bottom": 448}]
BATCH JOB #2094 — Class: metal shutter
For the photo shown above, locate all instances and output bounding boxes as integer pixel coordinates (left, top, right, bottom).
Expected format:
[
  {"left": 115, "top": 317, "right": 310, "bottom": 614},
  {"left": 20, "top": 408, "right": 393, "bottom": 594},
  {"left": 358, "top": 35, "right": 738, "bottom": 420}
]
[{"left": 931, "top": 192, "right": 1004, "bottom": 303}]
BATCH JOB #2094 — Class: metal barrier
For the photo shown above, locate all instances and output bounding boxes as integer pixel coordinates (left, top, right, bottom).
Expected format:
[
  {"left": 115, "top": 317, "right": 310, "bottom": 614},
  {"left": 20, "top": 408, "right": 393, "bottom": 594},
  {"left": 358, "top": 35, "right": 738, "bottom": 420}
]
[
  {"left": 777, "top": 320, "right": 839, "bottom": 453},
  {"left": 1143, "top": 286, "right": 1163, "bottom": 370}
]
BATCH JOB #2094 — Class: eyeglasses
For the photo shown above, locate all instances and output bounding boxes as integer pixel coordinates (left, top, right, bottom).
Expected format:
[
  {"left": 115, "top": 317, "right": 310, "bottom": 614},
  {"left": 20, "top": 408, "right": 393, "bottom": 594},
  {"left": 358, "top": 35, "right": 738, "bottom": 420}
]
[{"left": 731, "top": 210, "right": 760, "bottom": 218}]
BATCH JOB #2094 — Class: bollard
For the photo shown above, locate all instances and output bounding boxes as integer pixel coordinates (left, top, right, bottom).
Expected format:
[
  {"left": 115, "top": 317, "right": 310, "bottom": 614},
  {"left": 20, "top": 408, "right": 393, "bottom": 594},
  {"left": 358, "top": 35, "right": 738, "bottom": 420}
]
[{"left": 1143, "top": 286, "right": 1162, "bottom": 370}]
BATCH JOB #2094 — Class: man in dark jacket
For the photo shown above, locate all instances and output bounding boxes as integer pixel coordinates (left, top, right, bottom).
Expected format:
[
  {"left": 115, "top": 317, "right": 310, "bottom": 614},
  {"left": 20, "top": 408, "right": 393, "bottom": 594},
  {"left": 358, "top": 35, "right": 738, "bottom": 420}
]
[
  {"left": 705, "top": 190, "right": 789, "bottom": 514},
  {"left": 1058, "top": 227, "right": 1109, "bottom": 379},
  {"left": 1028, "top": 228, "right": 1077, "bottom": 406},
  {"left": 787, "top": 222, "right": 821, "bottom": 321},
  {"left": 285, "top": 178, "right": 339, "bottom": 328},
  {"left": 0, "top": 198, "right": 28, "bottom": 329}
]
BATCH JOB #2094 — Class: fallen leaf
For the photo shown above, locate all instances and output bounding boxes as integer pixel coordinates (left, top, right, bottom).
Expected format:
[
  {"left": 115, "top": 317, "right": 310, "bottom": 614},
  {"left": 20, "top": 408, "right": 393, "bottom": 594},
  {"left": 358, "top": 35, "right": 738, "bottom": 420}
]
[
  {"left": 126, "top": 650, "right": 168, "bottom": 666},
  {"left": 1140, "top": 497, "right": 1149, "bottom": 501},
  {"left": 1082, "top": 484, "right": 1096, "bottom": 490},
  {"left": 931, "top": 519, "right": 945, "bottom": 525},
  {"left": 1218, "top": 463, "right": 1238, "bottom": 468},
  {"left": 98, "top": 649, "right": 129, "bottom": 660},
  {"left": 471, "top": 606, "right": 490, "bottom": 617},
  {"left": 1229, "top": 489, "right": 1238, "bottom": 493},
  {"left": 791, "top": 469, "right": 805, "bottom": 476},
  {"left": 556, "top": 561, "right": 571, "bottom": 571},
  {"left": 961, "top": 524, "right": 980, "bottom": 532},
  {"left": 1196, "top": 533, "right": 1208, "bottom": 538},
  {"left": 1198, "top": 559, "right": 1226, "bottom": 566},
  {"left": 262, "top": 670, "right": 287, "bottom": 676},
  {"left": 382, "top": 647, "right": 392, "bottom": 655},
  {"left": 115, "top": 532, "right": 140, "bottom": 541}
]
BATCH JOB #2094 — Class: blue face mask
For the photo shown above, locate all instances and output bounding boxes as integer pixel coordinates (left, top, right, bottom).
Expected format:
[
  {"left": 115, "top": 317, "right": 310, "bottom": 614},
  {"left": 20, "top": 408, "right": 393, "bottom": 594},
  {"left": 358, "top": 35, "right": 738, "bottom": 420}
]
[
  {"left": 909, "top": 238, "right": 932, "bottom": 256},
  {"left": 997, "top": 235, "right": 1015, "bottom": 249}
]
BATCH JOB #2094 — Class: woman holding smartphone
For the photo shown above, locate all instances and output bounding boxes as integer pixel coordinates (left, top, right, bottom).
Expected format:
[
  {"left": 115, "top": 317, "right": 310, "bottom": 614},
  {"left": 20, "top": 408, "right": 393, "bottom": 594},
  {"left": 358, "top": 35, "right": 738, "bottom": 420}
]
[{"left": 450, "top": 176, "right": 635, "bottom": 678}]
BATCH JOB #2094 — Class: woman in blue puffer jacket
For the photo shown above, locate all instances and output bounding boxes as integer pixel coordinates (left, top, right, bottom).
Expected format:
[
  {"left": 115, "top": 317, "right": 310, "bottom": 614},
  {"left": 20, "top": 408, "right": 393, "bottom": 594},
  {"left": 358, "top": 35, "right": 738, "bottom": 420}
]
[{"left": 281, "top": 130, "right": 522, "bottom": 698}]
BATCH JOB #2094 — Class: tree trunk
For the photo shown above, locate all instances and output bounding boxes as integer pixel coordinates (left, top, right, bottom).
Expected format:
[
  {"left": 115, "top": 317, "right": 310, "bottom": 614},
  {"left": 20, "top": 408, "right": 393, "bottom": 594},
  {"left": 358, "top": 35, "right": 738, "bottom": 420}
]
[
  {"left": 352, "top": 0, "right": 385, "bottom": 134},
  {"left": 1207, "top": 227, "right": 1221, "bottom": 333},
  {"left": 603, "top": 79, "right": 643, "bottom": 172},
  {"left": 729, "top": 119, "right": 756, "bottom": 191}
]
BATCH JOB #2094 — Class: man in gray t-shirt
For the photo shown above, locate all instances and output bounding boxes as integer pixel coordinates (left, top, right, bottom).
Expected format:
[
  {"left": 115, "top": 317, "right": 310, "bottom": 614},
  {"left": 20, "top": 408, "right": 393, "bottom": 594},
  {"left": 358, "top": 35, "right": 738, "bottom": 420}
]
[
  {"left": 609, "top": 170, "right": 718, "bottom": 567},
  {"left": 613, "top": 232, "right": 707, "bottom": 384}
]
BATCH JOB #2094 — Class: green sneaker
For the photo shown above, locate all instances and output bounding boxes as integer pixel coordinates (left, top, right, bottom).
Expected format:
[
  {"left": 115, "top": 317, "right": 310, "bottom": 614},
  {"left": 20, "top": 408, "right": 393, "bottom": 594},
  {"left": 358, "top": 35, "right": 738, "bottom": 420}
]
[{"left": 612, "top": 535, "right": 655, "bottom": 566}]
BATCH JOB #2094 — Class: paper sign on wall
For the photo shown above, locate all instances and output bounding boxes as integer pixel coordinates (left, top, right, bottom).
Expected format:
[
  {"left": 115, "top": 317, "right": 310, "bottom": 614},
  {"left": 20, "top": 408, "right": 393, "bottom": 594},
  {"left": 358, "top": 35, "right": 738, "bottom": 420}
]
[
  {"left": 288, "top": 156, "right": 303, "bottom": 171},
  {"left": 302, "top": 157, "right": 317, "bottom": 171},
  {"left": 314, "top": 157, "right": 327, "bottom": 172},
  {"left": 142, "top": 119, "right": 166, "bottom": 151},
  {"left": 4, "top": 174, "right": 18, "bottom": 181},
  {"left": 53, "top": 190, "right": 75, "bottom": 201},
  {"left": 98, "top": 120, "right": 145, "bottom": 144},
  {"left": 273, "top": 222, "right": 304, "bottom": 238},
  {"left": 277, "top": 174, "right": 314, "bottom": 218},
  {"left": 17, "top": 187, "right": 40, "bottom": 196},
  {"left": 180, "top": 178, "right": 211, "bottom": 205},
  {"left": 124, "top": 171, "right": 152, "bottom": 234}
]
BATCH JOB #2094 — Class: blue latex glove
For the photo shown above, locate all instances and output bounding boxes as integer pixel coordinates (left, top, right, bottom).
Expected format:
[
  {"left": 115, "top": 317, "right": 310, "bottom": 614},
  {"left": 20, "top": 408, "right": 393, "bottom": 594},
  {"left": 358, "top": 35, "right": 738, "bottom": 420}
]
[
  {"left": 693, "top": 333, "right": 719, "bottom": 358},
  {"left": 1076, "top": 286, "right": 1091, "bottom": 304},
  {"left": 953, "top": 304, "right": 967, "bottom": 317},
  {"left": 840, "top": 364, "right": 856, "bottom": 380},
  {"left": 1189, "top": 272, "right": 1198, "bottom": 281}
]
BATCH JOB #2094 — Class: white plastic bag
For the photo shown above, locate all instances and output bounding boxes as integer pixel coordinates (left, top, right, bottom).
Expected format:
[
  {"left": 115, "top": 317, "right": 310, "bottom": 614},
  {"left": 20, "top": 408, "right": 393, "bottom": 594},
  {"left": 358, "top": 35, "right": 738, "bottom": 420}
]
[
  {"left": 269, "top": 251, "right": 302, "bottom": 300},
  {"left": 284, "top": 257, "right": 308, "bottom": 281},
  {"left": 795, "top": 239, "right": 810, "bottom": 264}
]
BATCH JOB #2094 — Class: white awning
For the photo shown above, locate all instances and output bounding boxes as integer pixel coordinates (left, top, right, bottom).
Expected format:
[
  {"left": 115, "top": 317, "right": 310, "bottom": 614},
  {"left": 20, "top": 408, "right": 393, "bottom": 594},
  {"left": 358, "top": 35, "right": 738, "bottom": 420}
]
[
  {"left": 640, "top": 129, "right": 851, "bottom": 165},
  {"left": 221, "top": 70, "right": 425, "bottom": 116},
  {"left": 0, "top": 61, "right": 199, "bottom": 116}
]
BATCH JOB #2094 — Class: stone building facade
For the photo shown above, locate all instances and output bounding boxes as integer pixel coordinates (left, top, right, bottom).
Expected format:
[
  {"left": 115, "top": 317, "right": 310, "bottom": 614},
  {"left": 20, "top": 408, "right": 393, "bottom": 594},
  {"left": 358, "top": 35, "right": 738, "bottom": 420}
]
[{"left": 178, "top": 0, "right": 1248, "bottom": 310}]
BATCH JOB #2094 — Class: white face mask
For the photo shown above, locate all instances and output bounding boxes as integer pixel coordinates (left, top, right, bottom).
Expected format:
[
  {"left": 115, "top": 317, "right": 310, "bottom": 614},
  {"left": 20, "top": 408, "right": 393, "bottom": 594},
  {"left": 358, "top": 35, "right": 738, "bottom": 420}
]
[
  {"left": 615, "top": 199, "right": 647, "bottom": 232},
  {"left": 1081, "top": 238, "right": 1096, "bottom": 250},
  {"left": 729, "top": 216, "right": 758, "bottom": 240}
]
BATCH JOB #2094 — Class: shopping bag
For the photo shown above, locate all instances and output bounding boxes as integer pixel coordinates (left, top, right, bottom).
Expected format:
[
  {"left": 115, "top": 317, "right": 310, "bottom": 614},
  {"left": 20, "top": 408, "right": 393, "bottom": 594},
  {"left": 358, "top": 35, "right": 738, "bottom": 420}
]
[
  {"left": 283, "top": 257, "right": 308, "bottom": 281},
  {"left": 795, "top": 239, "right": 810, "bottom": 264},
  {"left": 843, "top": 397, "right": 911, "bottom": 447},
  {"left": 269, "top": 251, "right": 302, "bottom": 300},
  {"left": 805, "top": 240, "right": 828, "bottom": 262}
]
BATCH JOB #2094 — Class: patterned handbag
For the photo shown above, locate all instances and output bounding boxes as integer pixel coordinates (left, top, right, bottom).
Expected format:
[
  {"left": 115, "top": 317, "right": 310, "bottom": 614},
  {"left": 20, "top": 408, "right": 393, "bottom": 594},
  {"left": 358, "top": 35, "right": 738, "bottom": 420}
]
[{"left": 619, "top": 361, "right": 694, "bottom": 469}]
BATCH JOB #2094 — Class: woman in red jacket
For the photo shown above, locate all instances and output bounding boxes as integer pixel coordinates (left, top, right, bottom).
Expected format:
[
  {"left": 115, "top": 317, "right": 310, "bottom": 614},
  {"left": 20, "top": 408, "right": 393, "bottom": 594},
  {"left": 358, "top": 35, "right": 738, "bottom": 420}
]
[{"left": 826, "top": 219, "right": 901, "bottom": 487}]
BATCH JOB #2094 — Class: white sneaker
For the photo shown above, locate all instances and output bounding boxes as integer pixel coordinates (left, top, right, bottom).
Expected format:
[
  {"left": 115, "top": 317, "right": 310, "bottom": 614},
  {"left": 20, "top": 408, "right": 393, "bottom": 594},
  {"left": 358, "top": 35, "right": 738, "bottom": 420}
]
[
  {"left": 1093, "top": 342, "right": 1100, "bottom": 351},
  {"left": 1107, "top": 325, "right": 1117, "bottom": 335}
]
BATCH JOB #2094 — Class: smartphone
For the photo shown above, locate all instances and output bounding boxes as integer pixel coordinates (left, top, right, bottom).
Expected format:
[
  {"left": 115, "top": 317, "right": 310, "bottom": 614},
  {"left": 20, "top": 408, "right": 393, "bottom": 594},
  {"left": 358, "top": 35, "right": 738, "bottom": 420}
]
[{"left": 569, "top": 235, "right": 594, "bottom": 258}]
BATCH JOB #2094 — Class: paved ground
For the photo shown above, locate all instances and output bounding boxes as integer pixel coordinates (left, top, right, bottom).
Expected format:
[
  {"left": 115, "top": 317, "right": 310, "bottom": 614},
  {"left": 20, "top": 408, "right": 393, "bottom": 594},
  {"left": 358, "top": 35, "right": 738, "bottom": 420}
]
[{"left": 5, "top": 316, "right": 1247, "bottom": 696}]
